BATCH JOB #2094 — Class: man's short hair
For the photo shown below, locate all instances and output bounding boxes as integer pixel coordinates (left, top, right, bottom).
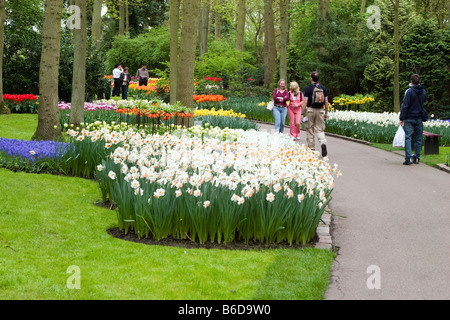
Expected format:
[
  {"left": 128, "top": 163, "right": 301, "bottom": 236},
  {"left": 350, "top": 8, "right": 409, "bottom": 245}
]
[
  {"left": 114, "top": 64, "right": 119, "bottom": 68},
  {"left": 310, "top": 71, "right": 319, "bottom": 82},
  {"left": 142, "top": 64, "right": 147, "bottom": 67},
  {"left": 410, "top": 74, "right": 421, "bottom": 85}
]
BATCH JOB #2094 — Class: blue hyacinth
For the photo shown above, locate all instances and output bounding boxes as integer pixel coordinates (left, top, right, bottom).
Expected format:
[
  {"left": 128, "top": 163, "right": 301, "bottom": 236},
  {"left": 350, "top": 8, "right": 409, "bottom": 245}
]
[{"left": 0, "top": 138, "right": 71, "bottom": 163}]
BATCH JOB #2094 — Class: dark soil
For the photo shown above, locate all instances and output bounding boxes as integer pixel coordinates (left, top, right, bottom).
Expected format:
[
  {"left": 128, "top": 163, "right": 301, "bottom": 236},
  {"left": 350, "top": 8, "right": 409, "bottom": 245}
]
[{"left": 107, "top": 227, "right": 317, "bottom": 251}]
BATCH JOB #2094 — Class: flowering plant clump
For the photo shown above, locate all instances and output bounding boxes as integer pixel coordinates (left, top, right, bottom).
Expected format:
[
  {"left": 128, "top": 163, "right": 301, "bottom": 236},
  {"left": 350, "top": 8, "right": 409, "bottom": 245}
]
[
  {"left": 326, "top": 110, "right": 450, "bottom": 145},
  {"left": 58, "top": 101, "right": 118, "bottom": 111},
  {"left": 0, "top": 138, "right": 69, "bottom": 162},
  {"left": 193, "top": 108, "right": 257, "bottom": 131},
  {"left": 114, "top": 99, "right": 194, "bottom": 120},
  {"left": 194, "top": 108, "right": 246, "bottom": 119},
  {"left": 3, "top": 94, "right": 39, "bottom": 113},
  {"left": 204, "top": 77, "right": 222, "bottom": 82},
  {"left": 193, "top": 94, "right": 227, "bottom": 104},
  {"left": 331, "top": 94, "right": 375, "bottom": 112},
  {"left": 0, "top": 138, "right": 71, "bottom": 173},
  {"left": 93, "top": 126, "right": 341, "bottom": 245}
]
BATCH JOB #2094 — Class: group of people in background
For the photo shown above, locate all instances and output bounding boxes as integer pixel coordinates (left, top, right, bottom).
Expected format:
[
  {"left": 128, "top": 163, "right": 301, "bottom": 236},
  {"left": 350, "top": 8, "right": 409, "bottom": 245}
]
[
  {"left": 111, "top": 63, "right": 149, "bottom": 100},
  {"left": 272, "top": 71, "right": 328, "bottom": 158},
  {"left": 271, "top": 70, "right": 427, "bottom": 165}
]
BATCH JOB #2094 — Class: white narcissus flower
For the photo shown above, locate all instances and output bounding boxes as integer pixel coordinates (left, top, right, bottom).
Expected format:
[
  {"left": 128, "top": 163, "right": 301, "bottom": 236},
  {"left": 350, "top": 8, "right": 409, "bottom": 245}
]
[
  {"left": 130, "top": 180, "right": 140, "bottom": 189},
  {"left": 108, "top": 171, "right": 116, "bottom": 180},
  {"left": 203, "top": 201, "right": 210, "bottom": 208},
  {"left": 266, "top": 192, "right": 275, "bottom": 202},
  {"left": 153, "top": 188, "right": 165, "bottom": 198},
  {"left": 96, "top": 164, "right": 103, "bottom": 171},
  {"left": 193, "top": 189, "right": 202, "bottom": 197}
]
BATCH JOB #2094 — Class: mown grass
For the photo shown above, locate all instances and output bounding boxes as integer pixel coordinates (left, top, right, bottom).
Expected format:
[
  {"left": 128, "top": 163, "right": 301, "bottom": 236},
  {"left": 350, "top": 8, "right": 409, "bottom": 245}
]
[{"left": 0, "top": 113, "right": 335, "bottom": 300}]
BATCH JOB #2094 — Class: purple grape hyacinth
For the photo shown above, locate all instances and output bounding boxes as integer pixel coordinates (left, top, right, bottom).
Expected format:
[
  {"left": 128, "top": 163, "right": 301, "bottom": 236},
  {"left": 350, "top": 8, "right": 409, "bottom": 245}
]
[{"left": 0, "top": 138, "right": 71, "bottom": 163}]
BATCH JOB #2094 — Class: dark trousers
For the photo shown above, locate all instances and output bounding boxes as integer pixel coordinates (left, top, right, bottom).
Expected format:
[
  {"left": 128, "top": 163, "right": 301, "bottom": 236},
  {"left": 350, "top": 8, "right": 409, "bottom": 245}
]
[
  {"left": 138, "top": 78, "right": 148, "bottom": 86},
  {"left": 122, "top": 85, "right": 129, "bottom": 100},
  {"left": 112, "top": 78, "right": 121, "bottom": 96}
]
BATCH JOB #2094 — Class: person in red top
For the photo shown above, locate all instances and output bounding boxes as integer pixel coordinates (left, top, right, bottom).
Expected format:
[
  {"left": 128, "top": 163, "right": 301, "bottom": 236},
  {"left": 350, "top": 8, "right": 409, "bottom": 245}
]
[
  {"left": 287, "top": 81, "right": 304, "bottom": 141},
  {"left": 272, "top": 79, "right": 290, "bottom": 133}
]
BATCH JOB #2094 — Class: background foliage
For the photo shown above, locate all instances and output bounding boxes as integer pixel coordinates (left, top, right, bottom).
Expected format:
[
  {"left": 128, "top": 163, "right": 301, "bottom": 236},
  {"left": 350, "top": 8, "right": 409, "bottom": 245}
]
[{"left": 2, "top": 0, "right": 449, "bottom": 118}]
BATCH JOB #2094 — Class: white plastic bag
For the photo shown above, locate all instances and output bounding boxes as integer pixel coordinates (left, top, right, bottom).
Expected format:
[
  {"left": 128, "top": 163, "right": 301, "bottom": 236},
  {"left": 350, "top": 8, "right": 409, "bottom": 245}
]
[
  {"left": 392, "top": 125, "right": 405, "bottom": 148},
  {"left": 267, "top": 101, "right": 274, "bottom": 111}
]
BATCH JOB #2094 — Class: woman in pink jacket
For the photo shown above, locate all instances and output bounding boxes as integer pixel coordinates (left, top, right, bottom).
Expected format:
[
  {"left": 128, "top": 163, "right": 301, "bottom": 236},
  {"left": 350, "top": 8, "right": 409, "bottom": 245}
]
[{"left": 287, "top": 81, "right": 304, "bottom": 141}]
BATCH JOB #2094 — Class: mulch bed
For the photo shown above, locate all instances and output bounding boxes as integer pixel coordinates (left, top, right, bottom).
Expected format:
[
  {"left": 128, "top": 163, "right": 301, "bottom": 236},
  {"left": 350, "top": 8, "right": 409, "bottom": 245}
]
[
  {"left": 107, "top": 227, "right": 317, "bottom": 251},
  {"left": 97, "top": 200, "right": 317, "bottom": 250}
]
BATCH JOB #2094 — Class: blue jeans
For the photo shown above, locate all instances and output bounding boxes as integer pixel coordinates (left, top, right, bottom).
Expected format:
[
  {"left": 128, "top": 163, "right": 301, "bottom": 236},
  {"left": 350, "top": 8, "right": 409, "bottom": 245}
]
[
  {"left": 272, "top": 106, "right": 287, "bottom": 133},
  {"left": 404, "top": 118, "right": 423, "bottom": 161}
]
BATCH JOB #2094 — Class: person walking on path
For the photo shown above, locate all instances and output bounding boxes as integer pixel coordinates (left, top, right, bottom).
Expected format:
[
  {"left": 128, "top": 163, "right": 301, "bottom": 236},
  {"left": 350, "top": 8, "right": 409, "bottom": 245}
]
[
  {"left": 288, "top": 81, "right": 304, "bottom": 141},
  {"left": 399, "top": 73, "right": 427, "bottom": 165},
  {"left": 120, "top": 67, "right": 132, "bottom": 100},
  {"left": 112, "top": 64, "right": 123, "bottom": 97},
  {"left": 136, "top": 64, "right": 149, "bottom": 87},
  {"left": 272, "top": 79, "right": 290, "bottom": 133},
  {"left": 303, "top": 71, "right": 329, "bottom": 157}
]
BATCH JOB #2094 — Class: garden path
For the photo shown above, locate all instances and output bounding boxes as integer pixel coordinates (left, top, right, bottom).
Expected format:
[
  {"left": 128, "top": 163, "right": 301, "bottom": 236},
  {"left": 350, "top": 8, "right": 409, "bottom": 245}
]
[{"left": 257, "top": 122, "right": 450, "bottom": 300}]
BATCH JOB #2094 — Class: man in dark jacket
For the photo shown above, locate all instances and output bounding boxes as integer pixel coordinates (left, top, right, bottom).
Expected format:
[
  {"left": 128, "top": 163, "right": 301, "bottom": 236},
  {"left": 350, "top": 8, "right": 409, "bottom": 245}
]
[{"left": 399, "top": 74, "right": 427, "bottom": 165}]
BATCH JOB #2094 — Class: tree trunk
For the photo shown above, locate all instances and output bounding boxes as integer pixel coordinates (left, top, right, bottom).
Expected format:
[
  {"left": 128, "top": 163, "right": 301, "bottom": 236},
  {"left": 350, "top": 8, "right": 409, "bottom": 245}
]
[
  {"left": 169, "top": 0, "right": 180, "bottom": 105},
  {"left": 119, "top": 3, "right": 125, "bottom": 35},
  {"left": 393, "top": 0, "right": 400, "bottom": 112},
  {"left": 263, "top": 0, "right": 276, "bottom": 85},
  {"left": 70, "top": 0, "right": 87, "bottom": 128},
  {"left": 177, "top": 0, "right": 199, "bottom": 116},
  {"left": 91, "top": 0, "right": 103, "bottom": 44},
  {"left": 279, "top": 0, "right": 288, "bottom": 81},
  {"left": 318, "top": 0, "right": 330, "bottom": 19},
  {"left": 235, "top": 0, "right": 246, "bottom": 51},
  {"left": 198, "top": 0, "right": 210, "bottom": 57},
  {"left": 0, "top": 0, "right": 9, "bottom": 115},
  {"left": 125, "top": 1, "right": 130, "bottom": 35},
  {"left": 32, "top": 0, "right": 63, "bottom": 141},
  {"left": 356, "top": 0, "right": 367, "bottom": 41}
]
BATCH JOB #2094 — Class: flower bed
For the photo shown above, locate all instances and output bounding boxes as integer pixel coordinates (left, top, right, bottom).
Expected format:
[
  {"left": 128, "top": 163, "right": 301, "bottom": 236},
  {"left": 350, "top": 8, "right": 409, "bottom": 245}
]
[
  {"left": 0, "top": 138, "right": 70, "bottom": 173},
  {"left": 326, "top": 110, "right": 450, "bottom": 146},
  {"left": 3, "top": 94, "right": 39, "bottom": 113},
  {"left": 92, "top": 126, "right": 340, "bottom": 245}
]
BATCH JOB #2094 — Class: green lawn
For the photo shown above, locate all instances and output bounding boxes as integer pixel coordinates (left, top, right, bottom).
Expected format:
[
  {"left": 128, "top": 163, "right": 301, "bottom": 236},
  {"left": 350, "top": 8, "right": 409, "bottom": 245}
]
[
  {"left": 0, "top": 113, "right": 335, "bottom": 300},
  {"left": 0, "top": 113, "right": 38, "bottom": 140}
]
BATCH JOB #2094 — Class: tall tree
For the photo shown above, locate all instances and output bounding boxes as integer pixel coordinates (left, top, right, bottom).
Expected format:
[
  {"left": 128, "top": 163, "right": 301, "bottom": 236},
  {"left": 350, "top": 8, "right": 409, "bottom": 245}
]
[
  {"left": 177, "top": 0, "right": 199, "bottom": 112},
  {"left": 0, "top": 0, "right": 9, "bottom": 114},
  {"left": 32, "top": 0, "right": 63, "bottom": 141},
  {"left": 70, "top": 0, "right": 88, "bottom": 127},
  {"left": 263, "top": 0, "right": 276, "bottom": 85},
  {"left": 235, "top": 0, "right": 246, "bottom": 51},
  {"left": 169, "top": 0, "right": 180, "bottom": 104},
  {"left": 391, "top": 0, "right": 400, "bottom": 112},
  {"left": 119, "top": 2, "right": 125, "bottom": 35},
  {"left": 279, "top": 0, "right": 289, "bottom": 81},
  {"left": 198, "top": 0, "right": 210, "bottom": 57},
  {"left": 317, "top": 0, "right": 330, "bottom": 18},
  {"left": 91, "top": 0, "right": 103, "bottom": 44}
]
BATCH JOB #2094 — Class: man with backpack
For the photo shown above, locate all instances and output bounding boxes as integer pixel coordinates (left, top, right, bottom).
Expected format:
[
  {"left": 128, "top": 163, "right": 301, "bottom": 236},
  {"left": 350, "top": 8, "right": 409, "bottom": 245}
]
[
  {"left": 399, "top": 73, "right": 427, "bottom": 165},
  {"left": 303, "top": 71, "right": 329, "bottom": 157}
]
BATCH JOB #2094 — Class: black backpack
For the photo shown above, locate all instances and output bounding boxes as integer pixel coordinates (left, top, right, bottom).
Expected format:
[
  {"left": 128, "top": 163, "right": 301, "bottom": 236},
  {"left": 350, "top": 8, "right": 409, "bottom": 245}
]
[{"left": 311, "top": 84, "right": 325, "bottom": 107}]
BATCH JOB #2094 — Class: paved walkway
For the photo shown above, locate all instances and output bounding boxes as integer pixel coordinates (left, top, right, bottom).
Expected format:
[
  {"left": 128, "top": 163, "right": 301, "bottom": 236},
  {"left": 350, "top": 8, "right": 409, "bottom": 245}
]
[{"left": 257, "top": 122, "right": 450, "bottom": 300}]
